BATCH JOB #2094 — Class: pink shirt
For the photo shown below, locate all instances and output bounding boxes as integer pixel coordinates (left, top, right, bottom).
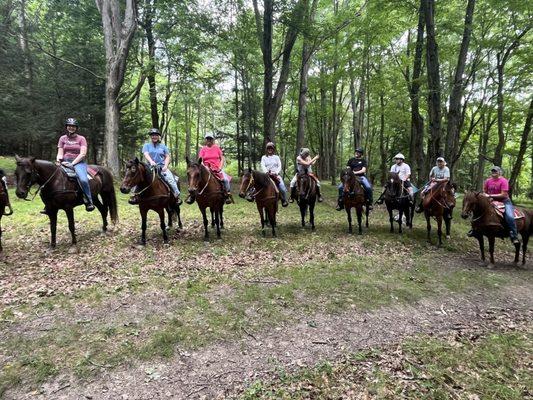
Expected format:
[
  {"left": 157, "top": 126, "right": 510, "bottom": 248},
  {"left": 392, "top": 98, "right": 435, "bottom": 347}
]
[
  {"left": 58, "top": 134, "right": 87, "bottom": 160},
  {"left": 484, "top": 177, "right": 509, "bottom": 195},
  {"left": 199, "top": 145, "right": 223, "bottom": 171}
]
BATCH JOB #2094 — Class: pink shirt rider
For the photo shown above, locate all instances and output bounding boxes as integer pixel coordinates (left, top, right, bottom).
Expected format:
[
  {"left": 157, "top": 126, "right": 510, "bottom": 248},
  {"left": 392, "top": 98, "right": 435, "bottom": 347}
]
[
  {"left": 198, "top": 144, "right": 223, "bottom": 171},
  {"left": 58, "top": 134, "right": 87, "bottom": 160},
  {"left": 484, "top": 176, "right": 509, "bottom": 196}
]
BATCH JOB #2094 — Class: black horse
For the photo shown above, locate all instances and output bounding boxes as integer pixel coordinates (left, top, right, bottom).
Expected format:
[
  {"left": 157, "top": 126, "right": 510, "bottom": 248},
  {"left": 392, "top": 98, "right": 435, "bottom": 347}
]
[
  {"left": 383, "top": 172, "right": 414, "bottom": 234},
  {"left": 295, "top": 171, "right": 317, "bottom": 230},
  {"left": 0, "top": 169, "right": 13, "bottom": 252}
]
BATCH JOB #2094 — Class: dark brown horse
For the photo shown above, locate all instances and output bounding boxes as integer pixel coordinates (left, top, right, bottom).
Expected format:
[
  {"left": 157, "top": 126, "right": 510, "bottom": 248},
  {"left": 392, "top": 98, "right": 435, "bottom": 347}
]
[
  {"left": 296, "top": 171, "right": 317, "bottom": 230},
  {"left": 120, "top": 158, "right": 182, "bottom": 245},
  {"left": 14, "top": 155, "right": 118, "bottom": 248},
  {"left": 384, "top": 172, "right": 414, "bottom": 234},
  {"left": 461, "top": 191, "right": 532, "bottom": 266},
  {"left": 340, "top": 167, "right": 368, "bottom": 234},
  {"left": 185, "top": 157, "right": 226, "bottom": 240},
  {"left": 0, "top": 169, "right": 13, "bottom": 252},
  {"left": 239, "top": 170, "right": 279, "bottom": 237},
  {"left": 421, "top": 181, "right": 456, "bottom": 246}
]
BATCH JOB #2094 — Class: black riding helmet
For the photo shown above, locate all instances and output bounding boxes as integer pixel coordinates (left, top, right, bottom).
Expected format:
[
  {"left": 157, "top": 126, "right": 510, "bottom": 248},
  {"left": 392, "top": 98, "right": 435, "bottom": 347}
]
[
  {"left": 355, "top": 147, "right": 364, "bottom": 155},
  {"left": 65, "top": 118, "right": 79, "bottom": 127}
]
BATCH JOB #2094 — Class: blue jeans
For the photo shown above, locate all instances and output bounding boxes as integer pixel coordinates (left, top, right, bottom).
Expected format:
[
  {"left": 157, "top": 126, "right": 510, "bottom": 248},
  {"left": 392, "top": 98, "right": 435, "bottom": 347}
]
[
  {"left": 160, "top": 169, "right": 180, "bottom": 196},
  {"left": 338, "top": 176, "right": 373, "bottom": 202},
  {"left": 66, "top": 159, "right": 92, "bottom": 203},
  {"left": 503, "top": 199, "right": 518, "bottom": 239}
]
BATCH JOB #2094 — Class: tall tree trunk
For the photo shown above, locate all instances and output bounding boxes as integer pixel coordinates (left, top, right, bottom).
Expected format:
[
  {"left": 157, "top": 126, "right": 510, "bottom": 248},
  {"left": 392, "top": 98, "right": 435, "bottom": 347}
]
[
  {"left": 96, "top": 0, "right": 137, "bottom": 176},
  {"left": 425, "top": 0, "right": 443, "bottom": 172},
  {"left": 445, "top": 0, "right": 475, "bottom": 170},
  {"left": 143, "top": 0, "right": 159, "bottom": 129},
  {"left": 508, "top": 97, "right": 532, "bottom": 198}
]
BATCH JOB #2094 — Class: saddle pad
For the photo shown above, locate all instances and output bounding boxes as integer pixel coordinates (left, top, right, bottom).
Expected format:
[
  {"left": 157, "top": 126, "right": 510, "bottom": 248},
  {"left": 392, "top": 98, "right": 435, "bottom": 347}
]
[
  {"left": 492, "top": 201, "right": 525, "bottom": 220},
  {"left": 61, "top": 166, "right": 98, "bottom": 180}
]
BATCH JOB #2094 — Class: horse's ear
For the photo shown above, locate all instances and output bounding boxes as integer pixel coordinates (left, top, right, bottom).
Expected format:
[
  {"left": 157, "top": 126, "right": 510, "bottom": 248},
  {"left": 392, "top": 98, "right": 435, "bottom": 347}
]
[
  {"left": 14, "top": 154, "right": 21, "bottom": 162},
  {"left": 185, "top": 156, "right": 190, "bottom": 166},
  {"left": 29, "top": 157, "right": 36, "bottom": 163},
  {"left": 134, "top": 157, "right": 139, "bottom": 164},
  {"left": 198, "top": 157, "right": 203, "bottom": 164}
]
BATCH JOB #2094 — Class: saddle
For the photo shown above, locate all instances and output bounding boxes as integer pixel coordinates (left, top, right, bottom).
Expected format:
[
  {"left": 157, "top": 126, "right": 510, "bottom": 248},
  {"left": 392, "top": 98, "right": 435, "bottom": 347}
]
[
  {"left": 492, "top": 201, "right": 525, "bottom": 220},
  {"left": 61, "top": 165, "right": 98, "bottom": 181}
]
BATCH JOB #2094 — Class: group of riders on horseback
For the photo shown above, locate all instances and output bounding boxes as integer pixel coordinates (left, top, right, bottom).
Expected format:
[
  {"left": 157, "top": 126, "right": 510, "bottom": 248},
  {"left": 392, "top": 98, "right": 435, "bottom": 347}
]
[{"left": 4, "top": 117, "right": 527, "bottom": 257}]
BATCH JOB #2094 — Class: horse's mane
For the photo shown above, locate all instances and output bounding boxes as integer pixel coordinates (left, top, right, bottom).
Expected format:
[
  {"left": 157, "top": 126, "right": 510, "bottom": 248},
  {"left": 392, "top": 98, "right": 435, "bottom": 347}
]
[
  {"left": 0, "top": 169, "right": 4, "bottom": 178},
  {"left": 388, "top": 171, "right": 401, "bottom": 182},
  {"left": 252, "top": 170, "right": 271, "bottom": 187}
]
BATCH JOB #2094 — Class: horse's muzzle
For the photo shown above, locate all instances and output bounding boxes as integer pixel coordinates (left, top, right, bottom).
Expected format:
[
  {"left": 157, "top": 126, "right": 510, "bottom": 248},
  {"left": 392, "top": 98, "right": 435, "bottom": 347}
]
[
  {"left": 120, "top": 186, "right": 131, "bottom": 194},
  {"left": 238, "top": 192, "right": 245, "bottom": 199},
  {"left": 15, "top": 189, "right": 27, "bottom": 199},
  {"left": 460, "top": 212, "right": 469, "bottom": 219}
]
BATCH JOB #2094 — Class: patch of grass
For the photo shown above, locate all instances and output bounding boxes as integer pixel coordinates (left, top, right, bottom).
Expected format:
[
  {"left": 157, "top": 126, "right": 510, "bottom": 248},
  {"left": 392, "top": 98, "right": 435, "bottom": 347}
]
[
  {"left": 239, "top": 330, "right": 533, "bottom": 399},
  {"left": 0, "top": 156, "right": 15, "bottom": 174}
]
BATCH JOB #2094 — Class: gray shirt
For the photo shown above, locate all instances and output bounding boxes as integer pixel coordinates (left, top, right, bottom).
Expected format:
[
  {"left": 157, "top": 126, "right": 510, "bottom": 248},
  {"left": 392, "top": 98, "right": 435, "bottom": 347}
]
[{"left": 429, "top": 166, "right": 450, "bottom": 180}]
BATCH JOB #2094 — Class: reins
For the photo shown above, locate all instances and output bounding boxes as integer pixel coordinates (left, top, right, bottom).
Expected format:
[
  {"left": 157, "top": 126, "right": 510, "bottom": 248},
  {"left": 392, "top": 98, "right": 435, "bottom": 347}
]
[
  {"left": 133, "top": 165, "right": 157, "bottom": 197},
  {"left": 28, "top": 165, "right": 60, "bottom": 201}
]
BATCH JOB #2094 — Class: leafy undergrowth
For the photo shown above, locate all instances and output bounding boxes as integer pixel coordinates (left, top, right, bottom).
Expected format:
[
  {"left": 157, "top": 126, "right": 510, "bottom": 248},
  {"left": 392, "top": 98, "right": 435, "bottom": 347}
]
[
  {"left": 0, "top": 184, "right": 531, "bottom": 395},
  {"left": 240, "top": 314, "right": 533, "bottom": 400}
]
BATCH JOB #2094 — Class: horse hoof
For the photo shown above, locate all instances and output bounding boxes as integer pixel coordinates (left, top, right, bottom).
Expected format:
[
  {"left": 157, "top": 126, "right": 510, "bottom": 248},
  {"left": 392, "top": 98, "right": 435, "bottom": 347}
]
[
  {"left": 135, "top": 244, "right": 145, "bottom": 250},
  {"left": 487, "top": 263, "right": 495, "bottom": 269},
  {"left": 68, "top": 246, "right": 79, "bottom": 254},
  {"left": 446, "top": 235, "right": 451, "bottom": 240}
]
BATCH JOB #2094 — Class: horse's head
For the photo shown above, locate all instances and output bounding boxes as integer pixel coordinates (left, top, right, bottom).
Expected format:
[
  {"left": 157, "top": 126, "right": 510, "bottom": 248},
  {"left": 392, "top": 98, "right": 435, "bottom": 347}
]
[
  {"left": 14, "top": 155, "right": 37, "bottom": 199},
  {"left": 185, "top": 156, "right": 203, "bottom": 204},
  {"left": 461, "top": 191, "right": 482, "bottom": 219},
  {"left": 120, "top": 158, "right": 145, "bottom": 194},
  {"left": 386, "top": 172, "right": 402, "bottom": 198},
  {"left": 340, "top": 167, "right": 356, "bottom": 192},
  {"left": 297, "top": 172, "right": 312, "bottom": 198},
  {"left": 239, "top": 169, "right": 254, "bottom": 201}
]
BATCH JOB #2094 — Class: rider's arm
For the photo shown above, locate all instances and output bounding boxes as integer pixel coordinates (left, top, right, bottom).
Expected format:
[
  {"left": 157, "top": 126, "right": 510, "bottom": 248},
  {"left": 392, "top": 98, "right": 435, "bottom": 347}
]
[
  {"left": 271, "top": 155, "right": 282, "bottom": 175},
  {"left": 354, "top": 166, "right": 367, "bottom": 176},
  {"left": 56, "top": 147, "right": 64, "bottom": 164},
  {"left": 143, "top": 151, "right": 156, "bottom": 166},
  {"left": 71, "top": 146, "right": 87, "bottom": 166},
  {"left": 260, "top": 156, "right": 269, "bottom": 173},
  {"left": 490, "top": 189, "right": 509, "bottom": 201},
  {"left": 163, "top": 153, "right": 171, "bottom": 171}
]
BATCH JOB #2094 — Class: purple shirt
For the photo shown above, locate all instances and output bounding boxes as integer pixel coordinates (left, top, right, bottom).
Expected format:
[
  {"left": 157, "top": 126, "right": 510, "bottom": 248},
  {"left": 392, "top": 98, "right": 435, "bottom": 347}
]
[
  {"left": 484, "top": 177, "right": 509, "bottom": 195},
  {"left": 58, "top": 134, "right": 87, "bottom": 160}
]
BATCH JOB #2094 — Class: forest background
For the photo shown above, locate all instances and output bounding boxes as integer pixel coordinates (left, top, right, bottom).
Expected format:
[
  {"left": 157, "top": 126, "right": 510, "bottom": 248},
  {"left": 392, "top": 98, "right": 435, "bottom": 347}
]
[{"left": 0, "top": 0, "right": 531, "bottom": 197}]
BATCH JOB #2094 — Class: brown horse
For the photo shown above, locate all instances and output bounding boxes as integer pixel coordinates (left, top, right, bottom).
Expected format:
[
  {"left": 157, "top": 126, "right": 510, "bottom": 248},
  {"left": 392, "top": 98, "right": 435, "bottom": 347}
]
[
  {"left": 0, "top": 169, "right": 13, "bottom": 252},
  {"left": 296, "top": 172, "right": 317, "bottom": 230},
  {"left": 185, "top": 157, "right": 226, "bottom": 240},
  {"left": 239, "top": 170, "right": 279, "bottom": 237},
  {"left": 421, "top": 181, "right": 456, "bottom": 246},
  {"left": 120, "top": 158, "right": 182, "bottom": 245},
  {"left": 461, "top": 191, "right": 532, "bottom": 266},
  {"left": 383, "top": 172, "right": 414, "bottom": 234},
  {"left": 14, "top": 155, "right": 118, "bottom": 248},
  {"left": 340, "top": 167, "right": 368, "bottom": 234}
]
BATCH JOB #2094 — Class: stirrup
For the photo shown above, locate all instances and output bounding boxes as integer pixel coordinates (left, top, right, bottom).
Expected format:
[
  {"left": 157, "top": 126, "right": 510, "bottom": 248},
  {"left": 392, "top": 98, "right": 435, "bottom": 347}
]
[{"left": 85, "top": 203, "right": 95, "bottom": 212}]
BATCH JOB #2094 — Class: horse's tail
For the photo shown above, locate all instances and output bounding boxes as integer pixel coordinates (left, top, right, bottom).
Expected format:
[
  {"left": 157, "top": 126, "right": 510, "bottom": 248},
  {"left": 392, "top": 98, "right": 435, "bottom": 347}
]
[{"left": 99, "top": 167, "right": 119, "bottom": 225}]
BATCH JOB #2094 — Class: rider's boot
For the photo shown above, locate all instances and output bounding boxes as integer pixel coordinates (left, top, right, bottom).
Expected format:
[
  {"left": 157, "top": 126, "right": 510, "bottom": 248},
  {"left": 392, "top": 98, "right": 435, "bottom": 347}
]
[
  {"left": 280, "top": 190, "right": 288, "bottom": 207},
  {"left": 415, "top": 201, "right": 424, "bottom": 213},
  {"left": 289, "top": 186, "right": 297, "bottom": 203},
  {"left": 225, "top": 192, "right": 233, "bottom": 204},
  {"left": 336, "top": 195, "right": 344, "bottom": 211},
  {"left": 510, "top": 234, "right": 521, "bottom": 245},
  {"left": 175, "top": 193, "right": 183, "bottom": 206},
  {"left": 85, "top": 202, "right": 95, "bottom": 212},
  {"left": 316, "top": 186, "right": 323, "bottom": 203},
  {"left": 375, "top": 193, "right": 384, "bottom": 205}
]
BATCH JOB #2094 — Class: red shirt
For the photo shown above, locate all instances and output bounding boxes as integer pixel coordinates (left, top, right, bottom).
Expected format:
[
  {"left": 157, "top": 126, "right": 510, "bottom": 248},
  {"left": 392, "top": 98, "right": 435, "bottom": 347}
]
[
  {"left": 484, "top": 177, "right": 509, "bottom": 195},
  {"left": 198, "top": 145, "right": 223, "bottom": 171},
  {"left": 58, "top": 134, "right": 87, "bottom": 160}
]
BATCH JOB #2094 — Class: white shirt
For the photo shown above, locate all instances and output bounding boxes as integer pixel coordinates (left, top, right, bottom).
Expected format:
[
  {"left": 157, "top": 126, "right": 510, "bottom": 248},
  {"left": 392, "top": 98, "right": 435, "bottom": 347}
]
[
  {"left": 390, "top": 162, "right": 411, "bottom": 181},
  {"left": 261, "top": 154, "right": 282, "bottom": 175}
]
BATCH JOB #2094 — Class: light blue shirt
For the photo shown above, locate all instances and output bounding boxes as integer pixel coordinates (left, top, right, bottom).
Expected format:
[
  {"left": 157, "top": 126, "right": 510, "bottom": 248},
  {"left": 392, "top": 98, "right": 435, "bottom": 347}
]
[{"left": 142, "top": 142, "right": 169, "bottom": 166}]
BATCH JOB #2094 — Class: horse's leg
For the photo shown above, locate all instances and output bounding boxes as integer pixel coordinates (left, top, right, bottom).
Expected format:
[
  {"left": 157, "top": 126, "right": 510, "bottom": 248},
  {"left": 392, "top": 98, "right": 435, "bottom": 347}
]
[
  {"left": 436, "top": 214, "right": 443, "bottom": 247},
  {"left": 357, "top": 205, "right": 363, "bottom": 235},
  {"left": 425, "top": 211, "right": 431, "bottom": 244},
  {"left": 211, "top": 209, "right": 215, "bottom": 228},
  {"left": 398, "top": 208, "right": 403, "bottom": 234},
  {"left": 140, "top": 207, "right": 148, "bottom": 245},
  {"left": 214, "top": 208, "right": 221, "bottom": 239},
  {"left": 365, "top": 205, "right": 369, "bottom": 228},
  {"left": 65, "top": 208, "right": 77, "bottom": 245},
  {"left": 93, "top": 195, "right": 107, "bottom": 232},
  {"left": 388, "top": 206, "right": 394, "bottom": 233},
  {"left": 445, "top": 211, "right": 451, "bottom": 239},
  {"left": 201, "top": 207, "right": 209, "bottom": 241},
  {"left": 167, "top": 207, "right": 173, "bottom": 229},
  {"left": 300, "top": 202, "right": 306, "bottom": 227},
  {"left": 476, "top": 234, "right": 485, "bottom": 264},
  {"left": 0, "top": 216, "right": 2, "bottom": 252},
  {"left": 521, "top": 233, "right": 529, "bottom": 265},
  {"left": 310, "top": 201, "right": 315, "bottom": 231},
  {"left": 176, "top": 204, "right": 183, "bottom": 229},
  {"left": 269, "top": 206, "right": 276, "bottom": 237},
  {"left": 487, "top": 235, "right": 495, "bottom": 267},
  {"left": 346, "top": 206, "right": 352, "bottom": 234},
  {"left": 258, "top": 205, "right": 265, "bottom": 236},
  {"left": 219, "top": 206, "right": 224, "bottom": 229},
  {"left": 49, "top": 208, "right": 58, "bottom": 248},
  {"left": 158, "top": 208, "right": 168, "bottom": 244}
]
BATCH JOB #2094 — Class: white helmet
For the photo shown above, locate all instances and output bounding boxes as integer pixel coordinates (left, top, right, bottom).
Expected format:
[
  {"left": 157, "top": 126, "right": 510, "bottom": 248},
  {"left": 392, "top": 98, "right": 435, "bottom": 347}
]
[{"left": 393, "top": 153, "right": 405, "bottom": 160}]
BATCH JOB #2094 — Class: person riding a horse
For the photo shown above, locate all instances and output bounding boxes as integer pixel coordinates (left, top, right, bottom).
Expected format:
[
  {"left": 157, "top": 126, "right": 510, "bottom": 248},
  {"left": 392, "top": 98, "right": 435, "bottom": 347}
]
[
  {"left": 470, "top": 166, "right": 520, "bottom": 245},
  {"left": 415, "top": 157, "right": 452, "bottom": 213},
  {"left": 260, "top": 142, "right": 288, "bottom": 207},
  {"left": 336, "top": 147, "right": 373, "bottom": 211},
  {"left": 198, "top": 132, "right": 232, "bottom": 204},
  {"left": 289, "top": 148, "right": 323, "bottom": 203},
  {"left": 52, "top": 118, "right": 94, "bottom": 212},
  {"left": 376, "top": 153, "right": 414, "bottom": 205},
  {"left": 129, "top": 128, "right": 181, "bottom": 205}
]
